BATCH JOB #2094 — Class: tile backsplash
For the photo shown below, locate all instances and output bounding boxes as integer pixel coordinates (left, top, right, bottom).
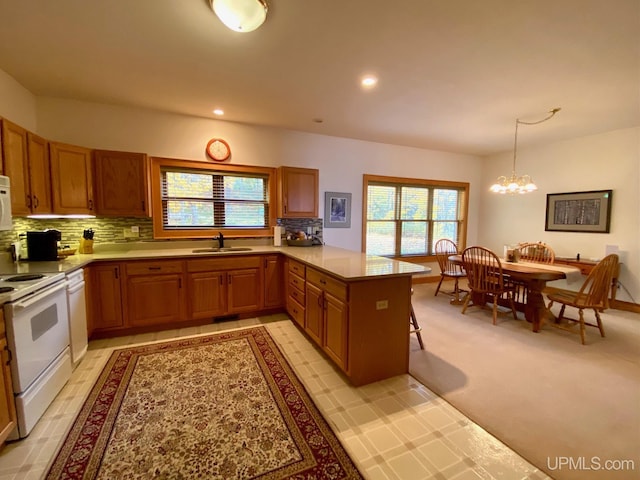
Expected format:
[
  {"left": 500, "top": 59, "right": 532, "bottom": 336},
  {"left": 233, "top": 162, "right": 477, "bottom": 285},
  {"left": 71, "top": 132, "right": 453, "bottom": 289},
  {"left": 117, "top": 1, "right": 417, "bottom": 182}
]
[{"left": 0, "top": 217, "right": 324, "bottom": 252}]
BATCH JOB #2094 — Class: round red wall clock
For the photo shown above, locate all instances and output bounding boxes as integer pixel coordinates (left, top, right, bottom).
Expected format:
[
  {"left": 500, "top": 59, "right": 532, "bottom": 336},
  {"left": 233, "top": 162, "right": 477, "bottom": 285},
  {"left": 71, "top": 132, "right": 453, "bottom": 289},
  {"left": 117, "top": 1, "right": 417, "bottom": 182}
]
[{"left": 205, "top": 138, "right": 231, "bottom": 161}]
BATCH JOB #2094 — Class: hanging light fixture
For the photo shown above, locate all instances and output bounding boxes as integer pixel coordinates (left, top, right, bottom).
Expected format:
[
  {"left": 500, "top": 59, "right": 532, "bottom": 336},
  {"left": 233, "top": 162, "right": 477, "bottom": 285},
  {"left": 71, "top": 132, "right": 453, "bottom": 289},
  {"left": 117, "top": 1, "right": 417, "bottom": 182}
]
[
  {"left": 490, "top": 108, "right": 561, "bottom": 194},
  {"left": 210, "top": 0, "right": 268, "bottom": 33}
]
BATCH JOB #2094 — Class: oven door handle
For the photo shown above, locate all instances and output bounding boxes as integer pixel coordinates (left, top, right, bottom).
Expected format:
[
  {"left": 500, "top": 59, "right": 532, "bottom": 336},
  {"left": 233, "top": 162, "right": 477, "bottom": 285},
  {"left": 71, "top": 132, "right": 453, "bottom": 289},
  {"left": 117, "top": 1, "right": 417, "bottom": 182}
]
[{"left": 11, "top": 282, "right": 67, "bottom": 310}]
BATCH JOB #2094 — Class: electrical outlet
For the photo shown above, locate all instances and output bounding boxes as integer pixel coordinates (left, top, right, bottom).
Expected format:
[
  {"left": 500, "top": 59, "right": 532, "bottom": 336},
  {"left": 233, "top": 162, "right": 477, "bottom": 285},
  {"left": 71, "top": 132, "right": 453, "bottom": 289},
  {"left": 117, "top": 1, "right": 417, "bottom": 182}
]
[
  {"left": 376, "top": 300, "right": 389, "bottom": 310},
  {"left": 123, "top": 226, "right": 140, "bottom": 238}
]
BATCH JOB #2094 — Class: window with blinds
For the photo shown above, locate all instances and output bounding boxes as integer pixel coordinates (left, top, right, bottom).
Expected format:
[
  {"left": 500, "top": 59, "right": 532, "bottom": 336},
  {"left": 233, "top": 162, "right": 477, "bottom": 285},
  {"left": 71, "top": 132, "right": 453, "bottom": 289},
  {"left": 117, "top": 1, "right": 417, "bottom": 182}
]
[
  {"left": 364, "top": 175, "right": 468, "bottom": 257},
  {"left": 161, "top": 169, "right": 269, "bottom": 229}
]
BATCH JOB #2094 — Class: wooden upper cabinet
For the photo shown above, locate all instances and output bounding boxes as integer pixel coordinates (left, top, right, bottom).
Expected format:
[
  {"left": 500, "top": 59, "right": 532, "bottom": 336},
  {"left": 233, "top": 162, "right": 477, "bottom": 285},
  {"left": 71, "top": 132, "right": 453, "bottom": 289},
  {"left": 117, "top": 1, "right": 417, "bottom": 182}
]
[
  {"left": 94, "top": 149, "right": 150, "bottom": 217},
  {"left": 0, "top": 120, "right": 52, "bottom": 216},
  {"left": 27, "top": 133, "right": 53, "bottom": 214},
  {"left": 1, "top": 119, "right": 30, "bottom": 215},
  {"left": 49, "top": 141, "right": 94, "bottom": 215},
  {"left": 277, "top": 166, "right": 319, "bottom": 218}
]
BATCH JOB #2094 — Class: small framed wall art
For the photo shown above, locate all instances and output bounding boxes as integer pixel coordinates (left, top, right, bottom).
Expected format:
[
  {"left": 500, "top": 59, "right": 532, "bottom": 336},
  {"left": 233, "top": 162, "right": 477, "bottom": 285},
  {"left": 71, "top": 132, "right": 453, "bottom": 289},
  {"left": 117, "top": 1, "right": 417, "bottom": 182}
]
[
  {"left": 545, "top": 189, "right": 612, "bottom": 233},
  {"left": 324, "top": 192, "right": 351, "bottom": 228}
]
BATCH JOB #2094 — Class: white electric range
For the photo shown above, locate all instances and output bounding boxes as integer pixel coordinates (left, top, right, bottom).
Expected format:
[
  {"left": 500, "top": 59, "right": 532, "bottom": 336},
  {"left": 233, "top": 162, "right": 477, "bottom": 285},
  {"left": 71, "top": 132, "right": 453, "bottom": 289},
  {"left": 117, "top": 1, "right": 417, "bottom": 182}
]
[{"left": 1, "top": 270, "right": 71, "bottom": 439}]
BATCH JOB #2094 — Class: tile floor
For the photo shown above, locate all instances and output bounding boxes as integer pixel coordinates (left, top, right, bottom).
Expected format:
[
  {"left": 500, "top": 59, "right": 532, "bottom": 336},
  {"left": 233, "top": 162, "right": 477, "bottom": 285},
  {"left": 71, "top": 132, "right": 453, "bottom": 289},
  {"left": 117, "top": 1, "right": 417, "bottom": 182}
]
[{"left": 0, "top": 314, "right": 550, "bottom": 480}]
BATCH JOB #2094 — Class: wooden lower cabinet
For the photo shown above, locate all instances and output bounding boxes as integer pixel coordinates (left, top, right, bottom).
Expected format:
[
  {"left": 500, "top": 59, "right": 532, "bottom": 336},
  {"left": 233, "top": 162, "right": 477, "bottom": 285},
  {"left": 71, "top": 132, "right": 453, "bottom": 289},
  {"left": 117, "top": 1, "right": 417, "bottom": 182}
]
[
  {"left": 302, "top": 267, "right": 411, "bottom": 386},
  {"left": 88, "top": 263, "right": 124, "bottom": 332},
  {"left": 126, "top": 274, "right": 185, "bottom": 326},
  {"left": 305, "top": 282, "right": 324, "bottom": 345},
  {"left": 263, "top": 255, "right": 284, "bottom": 308},
  {"left": 188, "top": 271, "right": 226, "bottom": 319},
  {"left": 227, "top": 269, "right": 261, "bottom": 314},
  {"left": 323, "top": 292, "right": 348, "bottom": 370},
  {"left": 0, "top": 317, "right": 17, "bottom": 444}
]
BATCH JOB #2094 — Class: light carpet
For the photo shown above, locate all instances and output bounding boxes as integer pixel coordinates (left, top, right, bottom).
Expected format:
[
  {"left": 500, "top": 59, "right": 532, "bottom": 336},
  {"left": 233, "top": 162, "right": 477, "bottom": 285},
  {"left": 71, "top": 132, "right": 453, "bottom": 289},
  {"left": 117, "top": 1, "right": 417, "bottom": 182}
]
[
  {"left": 408, "top": 282, "right": 640, "bottom": 480},
  {"left": 45, "top": 326, "right": 363, "bottom": 479}
]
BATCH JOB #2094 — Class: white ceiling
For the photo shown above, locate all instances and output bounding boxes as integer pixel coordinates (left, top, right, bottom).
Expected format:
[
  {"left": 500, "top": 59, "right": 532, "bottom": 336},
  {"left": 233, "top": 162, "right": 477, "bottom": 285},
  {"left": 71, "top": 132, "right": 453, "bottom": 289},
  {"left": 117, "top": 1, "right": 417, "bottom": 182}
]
[{"left": 0, "top": 0, "right": 638, "bottom": 156}]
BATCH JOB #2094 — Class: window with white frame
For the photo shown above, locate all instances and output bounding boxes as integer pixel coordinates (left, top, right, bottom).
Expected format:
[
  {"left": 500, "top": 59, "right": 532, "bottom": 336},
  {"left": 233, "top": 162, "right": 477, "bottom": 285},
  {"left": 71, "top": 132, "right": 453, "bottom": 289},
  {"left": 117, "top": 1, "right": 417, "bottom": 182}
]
[{"left": 364, "top": 175, "right": 468, "bottom": 257}]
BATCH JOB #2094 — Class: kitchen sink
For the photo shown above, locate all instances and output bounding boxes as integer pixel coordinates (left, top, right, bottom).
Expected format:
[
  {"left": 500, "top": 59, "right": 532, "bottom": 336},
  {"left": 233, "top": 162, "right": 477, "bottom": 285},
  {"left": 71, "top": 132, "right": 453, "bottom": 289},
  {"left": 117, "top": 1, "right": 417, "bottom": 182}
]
[{"left": 191, "top": 247, "right": 253, "bottom": 253}]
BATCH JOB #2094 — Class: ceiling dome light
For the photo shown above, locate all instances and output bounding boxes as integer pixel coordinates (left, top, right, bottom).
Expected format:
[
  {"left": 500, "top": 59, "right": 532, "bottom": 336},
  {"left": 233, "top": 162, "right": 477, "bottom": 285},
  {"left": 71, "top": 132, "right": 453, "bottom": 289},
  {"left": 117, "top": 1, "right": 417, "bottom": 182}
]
[
  {"left": 361, "top": 75, "right": 378, "bottom": 89},
  {"left": 211, "top": 0, "right": 268, "bottom": 33},
  {"left": 213, "top": 109, "right": 224, "bottom": 115}
]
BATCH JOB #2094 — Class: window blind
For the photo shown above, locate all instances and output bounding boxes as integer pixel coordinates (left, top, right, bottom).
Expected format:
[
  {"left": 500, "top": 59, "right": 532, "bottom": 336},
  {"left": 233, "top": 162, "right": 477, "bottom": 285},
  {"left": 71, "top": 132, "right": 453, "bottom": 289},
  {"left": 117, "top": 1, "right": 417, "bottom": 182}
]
[{"left": 161, "top": 169, "right": 269, "bottom": 229}]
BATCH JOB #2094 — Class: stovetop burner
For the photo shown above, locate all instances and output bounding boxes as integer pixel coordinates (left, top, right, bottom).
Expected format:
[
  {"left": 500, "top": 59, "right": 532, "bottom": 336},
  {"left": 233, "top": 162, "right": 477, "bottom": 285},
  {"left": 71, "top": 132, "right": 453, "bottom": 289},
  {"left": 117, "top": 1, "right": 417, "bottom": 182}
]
[
  {"left": 0, "top": 286, "right": 14, "bottom": 293},
  {"left": 5, "top": 274, "right": 46, "bottom": 282}
]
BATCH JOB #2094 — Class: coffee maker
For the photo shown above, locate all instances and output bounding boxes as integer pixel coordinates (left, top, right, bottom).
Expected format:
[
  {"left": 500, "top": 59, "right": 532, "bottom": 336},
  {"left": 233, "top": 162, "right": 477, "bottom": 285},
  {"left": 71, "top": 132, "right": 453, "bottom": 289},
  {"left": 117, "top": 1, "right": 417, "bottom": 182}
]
[{"left": 26, "top": 229, "right": 61, "bottom": 261}]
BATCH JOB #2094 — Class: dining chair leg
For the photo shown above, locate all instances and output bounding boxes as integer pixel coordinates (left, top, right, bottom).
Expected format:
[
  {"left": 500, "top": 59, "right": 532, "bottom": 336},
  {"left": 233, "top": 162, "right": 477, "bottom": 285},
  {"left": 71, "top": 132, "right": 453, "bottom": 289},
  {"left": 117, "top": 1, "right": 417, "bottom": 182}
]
[
  {"left": 509, "top": 295, "right": 518, "bottom": 320},
  {"left": 461, "top": 291, "right": 471, "bottom": 314},
  {"left": 578, "top": 309, "right": 586, "bottom": 345},
  {"left": 594, "top": 309, "right": 606, "bottom": 337},
  {"left": 492, "top": 298, "right": 498, "bottom": 325},
  {"left": 434, "top": 276, "right": 444, "bottom": 296},
  {"left": 410, "top": 304, "right": 425, "bottom": 350}
]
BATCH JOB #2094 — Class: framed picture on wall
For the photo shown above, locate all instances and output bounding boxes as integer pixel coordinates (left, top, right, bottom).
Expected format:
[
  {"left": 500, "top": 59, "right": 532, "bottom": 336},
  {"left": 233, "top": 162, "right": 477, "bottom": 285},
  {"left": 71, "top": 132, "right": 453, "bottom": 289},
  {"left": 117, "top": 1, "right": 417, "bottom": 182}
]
[
  {"left": 324, "top": 192, "right": 351, "bottom": 228},
  {"left": 545, "top": 190, "right": 612, "bottom": 233}
]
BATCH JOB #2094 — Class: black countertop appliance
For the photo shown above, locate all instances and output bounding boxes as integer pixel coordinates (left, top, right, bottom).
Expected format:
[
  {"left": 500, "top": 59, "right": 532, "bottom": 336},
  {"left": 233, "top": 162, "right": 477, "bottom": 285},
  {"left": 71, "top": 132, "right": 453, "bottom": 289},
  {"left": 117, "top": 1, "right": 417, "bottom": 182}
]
[{"left": 26, "top": 229, "right": 61, "bottom": 261}]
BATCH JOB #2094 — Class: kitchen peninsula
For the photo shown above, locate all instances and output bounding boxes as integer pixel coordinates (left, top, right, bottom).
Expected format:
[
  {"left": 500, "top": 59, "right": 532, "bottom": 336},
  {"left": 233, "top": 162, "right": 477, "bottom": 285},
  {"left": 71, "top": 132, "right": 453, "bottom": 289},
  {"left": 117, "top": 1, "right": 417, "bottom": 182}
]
[{"left": 1, "top": 244, "right": 428, "bottom": 386}]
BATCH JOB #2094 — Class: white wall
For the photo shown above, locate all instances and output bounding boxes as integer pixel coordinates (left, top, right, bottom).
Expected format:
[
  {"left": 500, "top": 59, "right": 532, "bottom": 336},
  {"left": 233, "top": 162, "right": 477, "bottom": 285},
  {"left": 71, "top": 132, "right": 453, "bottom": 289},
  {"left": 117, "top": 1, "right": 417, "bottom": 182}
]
[
  {"left": 479, "top": 127, "right": 640, "bottom": 303},
  {"left": 0, "top": 69, "right": 37, "bottom": 130},
  {"left": 35, "top": 97, "right": 483, "bottom": 253}
]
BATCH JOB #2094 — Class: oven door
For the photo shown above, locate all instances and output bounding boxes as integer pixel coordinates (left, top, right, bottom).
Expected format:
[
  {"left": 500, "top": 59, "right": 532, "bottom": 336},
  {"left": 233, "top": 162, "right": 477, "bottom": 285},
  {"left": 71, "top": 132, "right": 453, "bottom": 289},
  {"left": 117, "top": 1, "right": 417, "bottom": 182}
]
[{"left": 4, "top": 280, "right": 69, "bottom": 393}]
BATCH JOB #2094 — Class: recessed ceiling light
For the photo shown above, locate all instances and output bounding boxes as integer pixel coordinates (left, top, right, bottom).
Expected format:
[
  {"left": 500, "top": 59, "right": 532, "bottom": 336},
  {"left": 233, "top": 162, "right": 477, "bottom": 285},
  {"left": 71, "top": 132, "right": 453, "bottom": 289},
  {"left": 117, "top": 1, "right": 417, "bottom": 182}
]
[
  {"left": 312, "top": 118, "right": 324, "bottom": 123},
  {"left": 361, "top": 75, "right": 378, "bottom": 89},
  {"left": 213, "top": 109, "right": 224, "bottom": 115}
]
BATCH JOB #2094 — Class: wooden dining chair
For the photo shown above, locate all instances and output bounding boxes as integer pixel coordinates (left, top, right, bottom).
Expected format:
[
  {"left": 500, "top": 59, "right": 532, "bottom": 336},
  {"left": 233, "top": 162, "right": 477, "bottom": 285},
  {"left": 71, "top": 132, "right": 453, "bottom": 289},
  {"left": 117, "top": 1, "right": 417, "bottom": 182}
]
[
  {"left": 510, "top": 242, "right": 556, "bottom": 308},
  {"left": 546, "top": 254, "right": 619, "bottom": 345},
  {"left": 518, "top": 242, "right": 555, "bottom": 264},
  {"left": 434, "top": 238, "right": 467, "bottom": 302},
  {"left": 461, "top": 246, "right": 518, "bottom": 325}
]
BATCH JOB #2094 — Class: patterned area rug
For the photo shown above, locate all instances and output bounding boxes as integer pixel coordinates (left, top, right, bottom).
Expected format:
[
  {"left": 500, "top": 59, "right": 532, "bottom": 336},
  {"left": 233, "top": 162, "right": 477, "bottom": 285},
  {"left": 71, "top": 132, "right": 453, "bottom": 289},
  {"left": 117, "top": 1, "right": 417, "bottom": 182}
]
[{"left": 45, "top": 327, "right": 363, "bottom": 479}]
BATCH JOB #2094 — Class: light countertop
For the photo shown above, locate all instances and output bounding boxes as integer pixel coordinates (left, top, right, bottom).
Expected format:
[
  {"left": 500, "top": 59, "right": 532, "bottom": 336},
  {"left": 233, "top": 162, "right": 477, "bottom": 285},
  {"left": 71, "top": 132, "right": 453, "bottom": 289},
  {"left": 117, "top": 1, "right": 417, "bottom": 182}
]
[{"left": 0, "top": 244, "right": 430, "bottom": 282}]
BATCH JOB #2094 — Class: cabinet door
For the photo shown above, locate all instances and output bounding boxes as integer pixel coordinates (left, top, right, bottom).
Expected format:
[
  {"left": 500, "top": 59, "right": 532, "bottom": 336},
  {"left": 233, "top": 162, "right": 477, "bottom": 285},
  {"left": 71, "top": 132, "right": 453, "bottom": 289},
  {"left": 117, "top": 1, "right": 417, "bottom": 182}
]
[
  {"left": 49, "top": 141, "right": 94, "bottom": 214},
  {"left": 126, "top": 274, "right": 185, "bottom": 326},
  {"left": 227, "top": 268, "right": 261, "bottom": 314},
  {"left": 1, "top": 120, "right": 30, "bottom": 215},
  {"left": 263, "top": 255, "right": 284, "bottom": 308},
  {"left": 27, "top": 132, "right": 53, "bottom": 214},
  {"left": 278, "top": 167, "right": 319, "bottom": 218},
  {"left": 90, "top": 264, "right": 124, "bottom": 331},
  {"left": 305, "top": 282, "right": 324, "bottom": 345},
  {"left": 188, "top": 271, "right": 226, "bottom": 319},
  {"left": 323, "top": 292, "right": 348, "bottom": 371},
  {"left": 0, "top": 336, "right": 17, "bottom": 444},
  {"left": 94, "top": 150, "right": 150, "bottom": 217}
]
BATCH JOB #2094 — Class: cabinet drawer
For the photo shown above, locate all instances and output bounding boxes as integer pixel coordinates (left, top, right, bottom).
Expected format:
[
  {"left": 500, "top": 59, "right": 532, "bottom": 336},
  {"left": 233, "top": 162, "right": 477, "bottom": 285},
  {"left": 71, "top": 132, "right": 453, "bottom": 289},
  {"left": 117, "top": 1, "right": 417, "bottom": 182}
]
[
  {"left": 307, "top": 268, "right": 347, "bottom": 301},
  {"left": 288, "top": 285, "right": 305, "bottom": 306},
  {"left": 126, "top": 260, "right": 184, "bottom": 275},
  {"left": 289, "top": 271, "right": 306, "bottom": 293},
  {"left": 288, "top": 259, "right": 306, "bottom": 278},
  {"left": 188, "top": 256, "right": 261, "bottom": 272},
  {"left": 286, "top": 297, "right": 305, "bottom": 327}
]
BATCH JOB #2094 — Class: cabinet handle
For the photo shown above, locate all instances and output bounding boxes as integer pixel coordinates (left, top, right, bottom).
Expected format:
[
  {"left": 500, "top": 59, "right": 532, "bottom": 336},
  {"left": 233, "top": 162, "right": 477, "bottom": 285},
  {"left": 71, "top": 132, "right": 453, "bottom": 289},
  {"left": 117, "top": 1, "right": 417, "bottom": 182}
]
[
  {"left": 114, "top": 267, "right": 119, "bottom": 279},
  {"left": 178, "top": 278, "right": 182, "bottom": 288},
  {"left": 319, "top": 279, "right": 327, "bottom": 285},
  {"left": 228, "top": 276, "right": 232, "bottom": 285},
  {"left": 284, "top": 205, "right": 287, "bottom": 214},
  {"left": 4, "top": 345, "right": 12, "bottom": 366},
  {"left": 33, "top": 195, "right": 39, "bottom": 208},
  {"left": 89, "top": 199, "right": 93, "bottom": 210},
  {"left": 141, "top": 200, "right": 145, "bottom": 210},
  {"left": 26, "top": 194, "right": 32, "bottom": 208},
  {"left": 148, "top": 266, "right": 161, "bottom": 271}
]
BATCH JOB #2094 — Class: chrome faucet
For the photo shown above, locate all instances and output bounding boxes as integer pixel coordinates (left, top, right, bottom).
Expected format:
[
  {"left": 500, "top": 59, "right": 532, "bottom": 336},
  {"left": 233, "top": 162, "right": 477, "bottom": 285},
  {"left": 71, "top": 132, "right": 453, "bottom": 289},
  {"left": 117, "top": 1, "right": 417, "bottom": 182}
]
[{"left": 215, "top": 232, "right": 224, "bottom": 248}]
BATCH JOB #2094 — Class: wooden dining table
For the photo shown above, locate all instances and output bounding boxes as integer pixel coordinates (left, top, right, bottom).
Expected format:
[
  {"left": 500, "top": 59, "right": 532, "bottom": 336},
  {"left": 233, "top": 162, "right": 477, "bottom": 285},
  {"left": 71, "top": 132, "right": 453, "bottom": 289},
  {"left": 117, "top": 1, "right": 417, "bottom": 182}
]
[{"left": 448, "top": 254, "right": 580, "bottom": 332}]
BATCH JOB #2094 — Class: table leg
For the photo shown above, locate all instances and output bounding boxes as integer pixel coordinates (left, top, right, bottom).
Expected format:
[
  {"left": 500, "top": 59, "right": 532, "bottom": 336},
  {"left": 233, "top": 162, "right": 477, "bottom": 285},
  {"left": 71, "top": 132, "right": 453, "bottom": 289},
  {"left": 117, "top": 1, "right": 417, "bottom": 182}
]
[{"left": 524, "top": 279, "right": 555, "bottom": 332}]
